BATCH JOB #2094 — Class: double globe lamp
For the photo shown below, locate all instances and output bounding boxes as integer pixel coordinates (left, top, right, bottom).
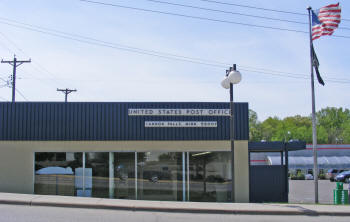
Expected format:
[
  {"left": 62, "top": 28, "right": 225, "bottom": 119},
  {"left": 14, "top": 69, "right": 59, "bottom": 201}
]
[{"left": 221, "top": 68, "right": 242, "bottom": 89}]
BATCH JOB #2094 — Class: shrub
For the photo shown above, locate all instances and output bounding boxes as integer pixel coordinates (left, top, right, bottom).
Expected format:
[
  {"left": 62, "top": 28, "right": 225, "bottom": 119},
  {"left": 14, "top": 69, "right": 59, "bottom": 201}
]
[
  {"left": 291, "top": 172, "right": 305, "bottom": 180},
  {"left": 318, "top": 173, "right": 326, "bottom": 180}
]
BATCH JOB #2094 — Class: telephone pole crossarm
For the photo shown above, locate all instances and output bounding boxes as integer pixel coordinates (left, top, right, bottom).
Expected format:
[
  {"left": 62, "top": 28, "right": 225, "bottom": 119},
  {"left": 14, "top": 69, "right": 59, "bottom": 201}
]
[{"left": 57, "top": 88, "right": 77, "bottom": 102}]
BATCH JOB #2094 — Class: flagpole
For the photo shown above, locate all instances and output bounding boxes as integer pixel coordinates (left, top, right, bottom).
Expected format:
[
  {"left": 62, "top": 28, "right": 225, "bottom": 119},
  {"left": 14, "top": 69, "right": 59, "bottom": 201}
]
[{"left": 307, "top": 6, "right": 319, "bottom": 204}]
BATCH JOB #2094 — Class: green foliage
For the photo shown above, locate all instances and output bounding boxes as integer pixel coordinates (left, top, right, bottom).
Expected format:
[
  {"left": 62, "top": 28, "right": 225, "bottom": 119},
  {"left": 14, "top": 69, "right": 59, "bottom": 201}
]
[
  {"left": 249, "top": 109, "right": 262, "bottom": 141},
  {"left": 291, "top": 171, "right": 305, "bottom": 180},
  {"left": 317, "top": 107, "right": 350, "bottom": 144},
  {"left": 319, "top": 173, "right": 326, "bottom": 180},
  {"left": 249, "top": 107, "right": 350, "bottom": 144}
]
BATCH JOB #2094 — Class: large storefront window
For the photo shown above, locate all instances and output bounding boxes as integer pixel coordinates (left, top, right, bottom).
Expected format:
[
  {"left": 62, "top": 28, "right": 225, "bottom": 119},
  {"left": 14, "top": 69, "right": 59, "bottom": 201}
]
[
  {"left": 189, "top": 152, "right": 231, "bottom": 202},
  {"left": 34, "top": 151, "right": 230, "bottom": 202},
  {"left": 35, "top": 152, "right": 82, "bottom": 196},
  {"left": 137, "top": 152, "right": 183, "bottom": 201}
]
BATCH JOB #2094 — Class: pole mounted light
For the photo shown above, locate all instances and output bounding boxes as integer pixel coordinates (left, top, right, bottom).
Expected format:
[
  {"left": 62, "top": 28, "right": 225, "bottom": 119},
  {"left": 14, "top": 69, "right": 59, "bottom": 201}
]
[
  {"left": 221, "top": 68, "right": 242, "bottom": 88},
  {"left": 221, "top": 64, "right": 242, "bottom": 202}
]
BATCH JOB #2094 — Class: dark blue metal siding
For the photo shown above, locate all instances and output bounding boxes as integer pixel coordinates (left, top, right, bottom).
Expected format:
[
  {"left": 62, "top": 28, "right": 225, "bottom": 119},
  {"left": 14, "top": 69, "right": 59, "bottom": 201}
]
[
  {"left": 0, "top": 102, "right": 249, "bottom": 141},
  {"left": 250, "top": 166, "right": 288, "bottom": 203}
]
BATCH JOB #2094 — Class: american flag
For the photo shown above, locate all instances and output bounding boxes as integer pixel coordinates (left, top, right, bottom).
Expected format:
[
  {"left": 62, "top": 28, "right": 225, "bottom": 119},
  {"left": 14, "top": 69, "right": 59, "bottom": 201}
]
[{"left": 311, "top": 3, "right": 341, "bottom": 41}]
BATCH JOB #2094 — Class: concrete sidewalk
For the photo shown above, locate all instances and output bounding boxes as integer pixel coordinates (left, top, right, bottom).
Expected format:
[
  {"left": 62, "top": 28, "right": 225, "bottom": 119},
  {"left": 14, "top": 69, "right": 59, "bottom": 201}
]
[{"left": 0, "top": 192, "right": 349, "bottom": 216}]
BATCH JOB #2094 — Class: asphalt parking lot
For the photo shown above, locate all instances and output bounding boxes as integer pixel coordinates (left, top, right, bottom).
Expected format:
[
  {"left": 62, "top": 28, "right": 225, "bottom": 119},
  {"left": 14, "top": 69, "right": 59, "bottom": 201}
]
[{"left": 289, "top": 180, "right": 350, "bottom": 204}]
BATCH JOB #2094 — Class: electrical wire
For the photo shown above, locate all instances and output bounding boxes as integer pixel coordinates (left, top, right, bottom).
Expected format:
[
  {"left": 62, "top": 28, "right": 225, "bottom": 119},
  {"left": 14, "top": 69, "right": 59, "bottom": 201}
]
[
  {"left": 241, "top": 68, "right": 350, "bottom": 84},
  {"left": 79, "top": 0, "right": 308, "bottom": 33},
  {"left": 0, "top": 76, "right": 8, "bottom": 82},
  {"left": 0, "top": 37, "right": 15, "bottom": 55},
  {"left": 78, "top": 0, "right": 350, "bottom": 38},
  {"left": 195, "top": 0, "right": 350, "bottom": 22},
  {"left": 2, "top": 16, "right": 349, "bottom": 82},
  {"left": 239, "top": 65, "right": 350, "bottom": 82},
  {"left": 144, "top": 0, "right": 350, "bottom": 30},
  {"left": 143, "top": 0, "right": 308, "bottom": 25},
  {"left": 196, "top": 0, "right": 307, "bottom": 16},
  {"left": 15, "top": 88, "right": 28, "bottom": 101},
  {"left": 0, "top": 19, "right": 231, "bottom": 67},
  {"left": 0, "top": 31, "right": 70, "bottom": 87},
  {"left": 143, "top": 0, "right": 350, "bottom": 30},
  {"left": 0, "top": 17, "right": 231, "bottom": 66},
  {"left": 0, "top": 95, "right": 9, "bottom": 101},
  {"left": 0, "top": 17, "right": 349, "bottom": 83}
]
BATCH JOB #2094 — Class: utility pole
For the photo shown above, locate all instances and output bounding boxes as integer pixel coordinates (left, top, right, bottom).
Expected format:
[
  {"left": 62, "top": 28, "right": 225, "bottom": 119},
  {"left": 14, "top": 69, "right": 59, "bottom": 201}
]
[
  {"left": 57, "top": 88, "right": 77, "bottom": 102},
  {"left": 1, "top": 55, "right": 31, "bottom": 102}
]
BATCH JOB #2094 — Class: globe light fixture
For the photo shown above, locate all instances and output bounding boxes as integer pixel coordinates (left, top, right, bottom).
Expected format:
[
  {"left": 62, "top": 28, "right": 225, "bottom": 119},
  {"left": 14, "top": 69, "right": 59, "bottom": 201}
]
[
  {"left": 221, "top": 77, "right": 230, "bottom": 89},
  {"left": 228, "top": 70, "right": 242, "bottom": 84},
  {"left": 221, "top": 69, "right": 242, "bottom": 90}
]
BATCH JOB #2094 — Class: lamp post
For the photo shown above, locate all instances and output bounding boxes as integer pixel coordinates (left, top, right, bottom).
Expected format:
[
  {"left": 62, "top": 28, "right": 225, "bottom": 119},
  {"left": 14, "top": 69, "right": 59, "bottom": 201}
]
[{"left": 221, "top": 64, "right": 242, "bottom": 202}]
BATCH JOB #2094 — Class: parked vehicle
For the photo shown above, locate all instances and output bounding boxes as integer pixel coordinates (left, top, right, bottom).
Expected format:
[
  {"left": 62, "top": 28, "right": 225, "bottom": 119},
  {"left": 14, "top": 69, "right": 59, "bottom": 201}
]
[
  {"left": 334, "top": 171, "right": 350, "bottom": 183},
  {"left": 326, "top": 169, "right": 348, "bottom": 182},
  {"left": 326, "top": 169, "right": 338, "bottom": 181},
  {"left": 305, "top": 174, "right": 314, "bottom": 180}
]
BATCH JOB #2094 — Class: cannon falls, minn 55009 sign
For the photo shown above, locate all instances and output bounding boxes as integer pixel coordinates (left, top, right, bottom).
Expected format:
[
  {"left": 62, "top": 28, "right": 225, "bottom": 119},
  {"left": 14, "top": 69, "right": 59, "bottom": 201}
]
[{"left": 145, "top": 121, "right": 217, "bottom": 128}]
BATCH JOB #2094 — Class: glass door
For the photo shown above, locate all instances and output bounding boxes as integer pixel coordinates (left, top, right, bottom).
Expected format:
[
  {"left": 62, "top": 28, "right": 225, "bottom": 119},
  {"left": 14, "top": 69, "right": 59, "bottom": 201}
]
[
  {"left": 136, "top": 152, "right": 183, "bottom": 201},
  {"left": 112, "top": 152, "right": 136, "bottom": 199}
]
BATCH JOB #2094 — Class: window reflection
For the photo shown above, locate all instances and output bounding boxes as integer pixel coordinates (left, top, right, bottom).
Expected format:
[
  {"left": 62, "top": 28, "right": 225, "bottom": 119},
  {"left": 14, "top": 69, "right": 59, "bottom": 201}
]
[
  {"left": 137, "top": 152, "right": 183, "bottom": 201},
  {"left": 34, "top": 151, "right": 231, "bottom": 202},
  {"left": 113, "top": 152, "right": 136, "bottom": 199},
  {"left": 189, "top": 152, "right": 231, "bottom": 202},
  {"left": 85, "top": 152, "right": 109, "bottom": 198},
  {"left": 34, "top": 152, "right": 82, "bottom": 196}
]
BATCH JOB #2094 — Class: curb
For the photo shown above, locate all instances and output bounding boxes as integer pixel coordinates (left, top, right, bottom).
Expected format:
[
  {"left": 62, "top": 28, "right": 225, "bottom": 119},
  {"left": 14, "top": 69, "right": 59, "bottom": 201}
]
[{"left": 0, "top": 199, "right": 350, "bottom": 216}]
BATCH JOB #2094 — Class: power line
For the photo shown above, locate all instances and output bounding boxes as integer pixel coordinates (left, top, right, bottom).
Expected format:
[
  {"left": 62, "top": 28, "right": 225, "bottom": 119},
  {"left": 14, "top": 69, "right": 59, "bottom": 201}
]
[
  {"left": 0, "top": 37, "right": 16, "bottom": 55},
  {"left": 143, "top": 0, "right": 307, "bottom": 25},
  {"left": 143, "top": 0, "right": 350, "bottom": 30},
  {"left": 0, "top": 95, "right": 9, "bottom": 101},
  {"left": 15, "top": 88, "right": 28, "bottom": 101},
  {"left": 0, "top": 31, "right": 65, "bottom": 86},
  {"left": 196, "top": 0, "right": 307, "bottom": 16},
  {"left": 239, "top": 65, "right": 350, "bottom": 81},
  {"left": 78, "top": 0, "right": 350, "bottom": 38},
  {"left": 0, "top": 76, "right": 8, "bottom": 82},
  {"left": 0, "top": 76, "right": 11, "bottom": 88},
  {"left": 79, "top": 0, "right": 308, "bottom": 33},
  {"left": 0, "top": 17, "right": 349, "bottom": 83},
  {"left": 195, "top": 0, "right": 350, "bottom": 22},
  {"left": 240, "top": 68, "right": 350, "bottom": 84},
  {"left": 0, "top": 17, "right": 231, "bottom": 66},
  {"left": 0, "top": 19, "right": 230, "bottom": 67},
  {"left": 0, "top": 18, "right": 349, "bottom": 73}
]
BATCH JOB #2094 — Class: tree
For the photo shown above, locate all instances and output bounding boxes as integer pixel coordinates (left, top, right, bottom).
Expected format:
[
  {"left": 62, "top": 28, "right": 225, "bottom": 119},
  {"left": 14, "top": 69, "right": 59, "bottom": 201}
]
[
  {"left": 282, "top": 116, "right": 312, "bottom": 142},
  {"left": 316, "top": 107, "right": 350, "bottom": 143},
  {"left": 260, "top": 117, "right": 282, "bottom": 141},
  {"left": 249, "top": 109, "right": 262, "bottom": 141},
  {"left": 341, "top": 125, "right": 350, "bottom": 144},
  {"left": 248, "top": 107, "right": 350, "bottom": 144}
]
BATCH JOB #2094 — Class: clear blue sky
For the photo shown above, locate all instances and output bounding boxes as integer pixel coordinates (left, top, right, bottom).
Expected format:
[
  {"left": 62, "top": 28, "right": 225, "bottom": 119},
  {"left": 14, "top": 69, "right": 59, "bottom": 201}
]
[{"left": 0, "top": 0, "right": 349, "bottom": 120}]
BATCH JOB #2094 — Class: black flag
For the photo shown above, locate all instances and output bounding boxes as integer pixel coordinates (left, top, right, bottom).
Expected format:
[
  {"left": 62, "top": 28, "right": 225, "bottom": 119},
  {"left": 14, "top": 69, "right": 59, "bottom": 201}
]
[{"left": 312, "top": 45, "right": 325, "bottom": 86}]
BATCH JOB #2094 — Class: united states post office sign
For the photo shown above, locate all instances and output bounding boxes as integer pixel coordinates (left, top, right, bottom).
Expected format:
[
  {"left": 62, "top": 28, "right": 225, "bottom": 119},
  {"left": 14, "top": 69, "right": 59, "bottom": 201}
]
[{"left": 128, "top": 109, "right": 230, "bottom": 116}]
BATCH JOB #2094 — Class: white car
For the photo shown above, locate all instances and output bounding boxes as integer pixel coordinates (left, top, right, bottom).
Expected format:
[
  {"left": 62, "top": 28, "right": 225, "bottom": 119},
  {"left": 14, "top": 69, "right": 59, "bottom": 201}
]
[
  {"left": 305, "top": 174, "right": 314, "bottom": 180},
  {"left": 36, "top": 166, "right": 73, "bottom": 175}
]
